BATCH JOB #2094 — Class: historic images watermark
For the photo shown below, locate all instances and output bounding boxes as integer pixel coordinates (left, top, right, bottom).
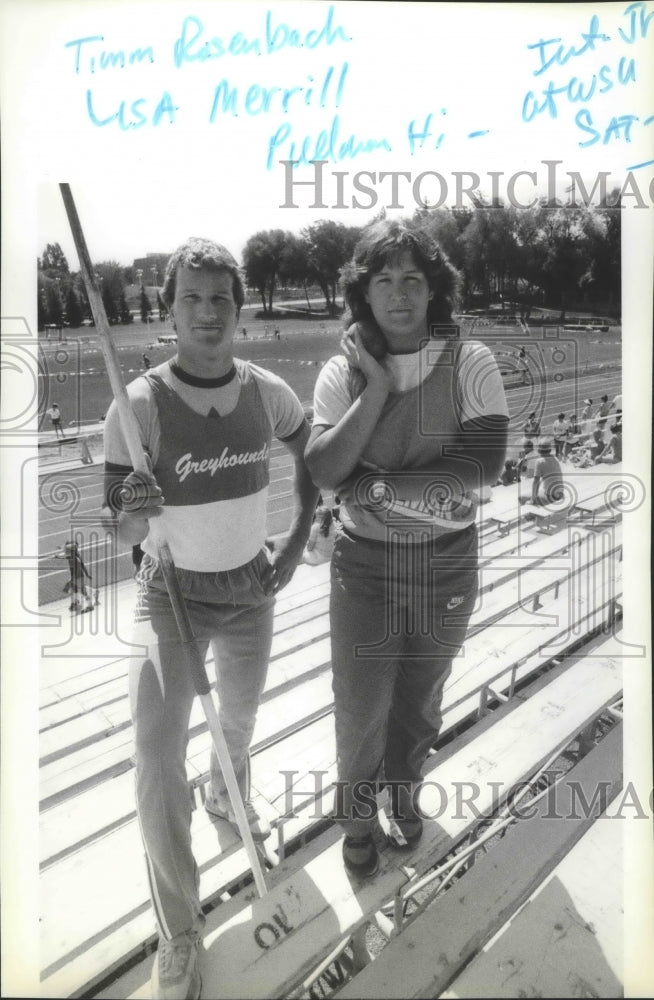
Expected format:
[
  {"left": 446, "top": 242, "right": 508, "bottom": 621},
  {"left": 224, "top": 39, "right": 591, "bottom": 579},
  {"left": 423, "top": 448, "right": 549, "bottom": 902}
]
[
  {"left": 278, "top": 158, "right": 654, "bottom": 210},
  {"left": 279, "top": 771, "right": 653, "bottom": 823}
]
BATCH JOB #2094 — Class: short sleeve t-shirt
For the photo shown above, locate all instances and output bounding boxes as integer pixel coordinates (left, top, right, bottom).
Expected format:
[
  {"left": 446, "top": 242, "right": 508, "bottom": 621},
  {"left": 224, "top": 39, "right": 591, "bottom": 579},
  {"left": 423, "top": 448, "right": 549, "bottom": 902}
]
[
  {"left": 104, "top": 359, "right": 305, "bottom": 571},
  {"left": 311, "top": 339, "right": 508, "bottom": 541},
  {"left": 312, "top": 340, "right": 507, "bottom": 430}
]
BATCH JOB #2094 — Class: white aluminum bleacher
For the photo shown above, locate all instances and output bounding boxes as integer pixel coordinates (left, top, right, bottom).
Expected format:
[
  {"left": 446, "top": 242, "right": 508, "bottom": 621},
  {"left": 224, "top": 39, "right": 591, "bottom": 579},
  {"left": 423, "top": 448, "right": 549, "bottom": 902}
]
[
  {"left": 335, "top": 724, "right": 624, "bottom": 999},
  {"left": 38, "top": 503, "right": 625, "bottom": 998}
]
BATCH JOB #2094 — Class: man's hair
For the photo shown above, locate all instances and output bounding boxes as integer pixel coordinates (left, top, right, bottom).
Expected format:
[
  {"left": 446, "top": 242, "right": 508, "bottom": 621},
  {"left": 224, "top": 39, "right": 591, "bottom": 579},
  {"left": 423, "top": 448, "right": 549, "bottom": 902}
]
[
  {"left": 537, "top": 436, "right": 553, "bottom": 453},
  {"left": 340, "top": 218, "right": 462, "bottom": 330},
  {"left": 161, "top": 237, "right": 245, "bottom": 310}
]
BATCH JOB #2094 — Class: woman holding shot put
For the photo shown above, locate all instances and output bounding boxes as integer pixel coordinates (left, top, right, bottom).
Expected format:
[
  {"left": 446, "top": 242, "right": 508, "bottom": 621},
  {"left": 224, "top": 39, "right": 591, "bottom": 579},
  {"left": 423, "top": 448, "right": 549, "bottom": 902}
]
[{"left": 305, "top": 219, "right": 509, "bottom": 877}]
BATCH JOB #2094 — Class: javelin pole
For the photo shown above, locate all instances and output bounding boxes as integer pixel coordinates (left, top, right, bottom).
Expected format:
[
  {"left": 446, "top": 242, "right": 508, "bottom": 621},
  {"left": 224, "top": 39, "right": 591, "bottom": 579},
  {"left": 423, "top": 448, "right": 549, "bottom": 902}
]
[{"left": 59, "top": 183, "right": 268, "bottom": 898}]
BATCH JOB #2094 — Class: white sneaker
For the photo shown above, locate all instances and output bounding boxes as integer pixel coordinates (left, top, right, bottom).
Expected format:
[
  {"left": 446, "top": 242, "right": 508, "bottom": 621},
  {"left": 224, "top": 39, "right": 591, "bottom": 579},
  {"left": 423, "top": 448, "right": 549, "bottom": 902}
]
[
  {"left": 205, "top": 795, "right": 271, "bottom": 841},
  {"left": 151, "top": 929, "right": 202, "bottom": 1000}
]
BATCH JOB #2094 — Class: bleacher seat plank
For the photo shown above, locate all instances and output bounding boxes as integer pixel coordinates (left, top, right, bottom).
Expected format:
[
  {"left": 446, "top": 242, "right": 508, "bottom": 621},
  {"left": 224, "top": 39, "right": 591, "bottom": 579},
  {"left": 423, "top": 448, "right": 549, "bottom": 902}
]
[
  {"left": 40, "top": 797, "right": 261, "bottom": 994},
  {"left": 444, "top": 575, "right": 621, "bottom": 731},
  {"left": 38, "top": 635, "right": 333, "bottom": 804},
  {"left": 272, "top": 592, "right": 330, "bottom": 635},
  {"left": 39, "top": 566, "right": 326, "bottom": 698},
  {"left": 187, "top": 654, "right": 622, "bottom": 1000},
  {"left": 440, "top": 812, "right": 623, "bottom": 998},
  {"left": 39, "top": 518, "right": 618, "bottom": 756},
  {"left": 40, "top": 692, "right": 98, "bottom": 730},
  {"left": 40, "top": 770, "right": 136, "bottom": 867},
  {"left": 60, "top": 646, "right": 621, "bottom": 999},
  {"left": 573, "top": 492, "right": 617, "bottom": 525},
  {"left": 39, "top": 586, "right": 327, "bottom": 718},
  {"left": 40, "top": 730, "right": 135, "bottom": 807},
  {"left": 40, "top": 709, "right": 124, "bottom": 764},
  {"left": 40, "top": 828, "right": 253, "bottom": 1000},
  {"left": 39, "top": 672, "right": 333, "bottom": 859},
  {"left": 40, "top": 657, "right": 130, "bottom": 709},
  {"left": 39, "top": 534, "right": 621, "bottom": 849},
  {"left": 256, "top": 582, "right": 619, "bottom": 838},
  {"left": 39, "top": 555, "right": 620, "bottom": 873},
  {"left": 483, "top": 471, "right": 614, "bottom": 535},
  {"left": 38, "top": 519, "right": 623, "bottom": 997},
  {"left": 335, "top": 724, "right": 622, "bottom": 998},
  {"left": 41, "top": 646, "right": 335, "bottom": 775}
]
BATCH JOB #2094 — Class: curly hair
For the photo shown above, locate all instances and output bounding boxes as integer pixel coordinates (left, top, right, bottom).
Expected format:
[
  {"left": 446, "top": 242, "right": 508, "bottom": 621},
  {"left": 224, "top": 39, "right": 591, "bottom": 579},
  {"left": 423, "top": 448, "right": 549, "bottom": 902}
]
[
  {"left": 161, "top": 237, "right": 245, "bottom": 311},
  {"left": 340, "top": 218, "right": 462, "bottom": 331}
]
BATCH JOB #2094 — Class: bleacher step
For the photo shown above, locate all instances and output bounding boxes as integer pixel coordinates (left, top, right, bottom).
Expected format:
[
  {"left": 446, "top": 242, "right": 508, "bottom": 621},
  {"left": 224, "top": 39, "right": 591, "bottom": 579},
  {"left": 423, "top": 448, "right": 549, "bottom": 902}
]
[
  {"left": 335, "top": 724, "right": 622, "bottom": 998},
  {"left": 185, "top": 654, "right": 621, "bottom": 999}
]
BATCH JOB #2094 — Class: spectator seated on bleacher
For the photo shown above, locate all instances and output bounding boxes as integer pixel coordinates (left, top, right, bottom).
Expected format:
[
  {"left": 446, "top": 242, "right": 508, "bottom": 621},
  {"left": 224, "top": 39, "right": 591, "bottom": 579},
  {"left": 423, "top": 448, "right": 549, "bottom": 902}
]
[
  {"left": 498, "top": 459, "right": 519, "bottom": 486},
  {"left": 564, "top": 414, "right": 581, "bottom": 457},
  {"left": 594, "top": 423, "right": 622, "bottom": 465},
  {"left": 611, "top": 393, "right": 622, "bottom": 425},
  {"left": 530, "top": 438, "right": 565, "bottom": 507},
  {"left": 597, "top": 394, "right": 611, "bottom": 419},
  {"left": 569, "top": 427, "right": 606, "bottom": 468}
]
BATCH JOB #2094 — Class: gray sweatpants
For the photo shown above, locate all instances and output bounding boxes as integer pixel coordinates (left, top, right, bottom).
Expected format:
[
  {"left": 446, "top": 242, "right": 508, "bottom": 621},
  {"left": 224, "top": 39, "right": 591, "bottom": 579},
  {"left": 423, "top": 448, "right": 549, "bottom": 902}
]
[
  {"left": 129, "top": 549, "right": 274, "bottom": 940},
  {"left": 330, "top": 525, "right": 478, "bottom": 837}
]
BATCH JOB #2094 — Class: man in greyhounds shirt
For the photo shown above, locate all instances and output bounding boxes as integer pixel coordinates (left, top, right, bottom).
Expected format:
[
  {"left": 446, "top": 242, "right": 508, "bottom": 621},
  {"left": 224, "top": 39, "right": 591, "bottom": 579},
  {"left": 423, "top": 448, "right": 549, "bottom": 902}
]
[{"left": 102, "top": 238, "right": 318, "bottom": 1000}]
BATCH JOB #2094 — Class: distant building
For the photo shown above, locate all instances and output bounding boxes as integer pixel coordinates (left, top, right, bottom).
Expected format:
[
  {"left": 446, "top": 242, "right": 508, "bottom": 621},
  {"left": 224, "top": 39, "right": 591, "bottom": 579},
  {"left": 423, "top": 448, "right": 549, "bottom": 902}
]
[{"left": 133, "top": 253, "right": 171, "bottom": 288}]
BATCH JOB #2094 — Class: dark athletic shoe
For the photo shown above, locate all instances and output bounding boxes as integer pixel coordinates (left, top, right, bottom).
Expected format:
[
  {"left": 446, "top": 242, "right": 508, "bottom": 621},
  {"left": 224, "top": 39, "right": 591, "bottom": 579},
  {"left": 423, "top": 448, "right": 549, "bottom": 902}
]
[{"left": 342, "top": 833, "right": 379, "bottom": 878}]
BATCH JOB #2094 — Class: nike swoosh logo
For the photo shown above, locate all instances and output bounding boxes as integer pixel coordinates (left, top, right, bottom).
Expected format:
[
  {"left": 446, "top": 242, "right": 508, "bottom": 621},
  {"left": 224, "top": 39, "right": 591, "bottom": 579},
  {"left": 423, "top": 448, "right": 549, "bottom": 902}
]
[{"left": 447, "top": 596, "right": 466, "bottom": 610}]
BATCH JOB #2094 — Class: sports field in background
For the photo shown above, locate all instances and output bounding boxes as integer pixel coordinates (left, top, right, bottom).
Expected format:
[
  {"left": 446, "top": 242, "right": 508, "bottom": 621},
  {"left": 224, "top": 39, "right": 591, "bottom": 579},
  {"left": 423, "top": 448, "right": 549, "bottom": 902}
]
[{"left": 38, "top": 308, "right": 621, "bottom": 431}]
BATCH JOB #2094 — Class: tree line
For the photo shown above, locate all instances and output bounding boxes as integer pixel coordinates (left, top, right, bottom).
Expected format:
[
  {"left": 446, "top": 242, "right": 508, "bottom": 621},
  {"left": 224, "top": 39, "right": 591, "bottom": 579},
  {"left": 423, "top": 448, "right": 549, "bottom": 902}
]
[
  {"left": 243, "top": 197, "right": 621, "bottom": 320},
  {"left": 37, "top": 246, "right": 168, "bottom": 330},
  {"left": 38, "top": 194, "right": 621, "bottom": 330}
]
